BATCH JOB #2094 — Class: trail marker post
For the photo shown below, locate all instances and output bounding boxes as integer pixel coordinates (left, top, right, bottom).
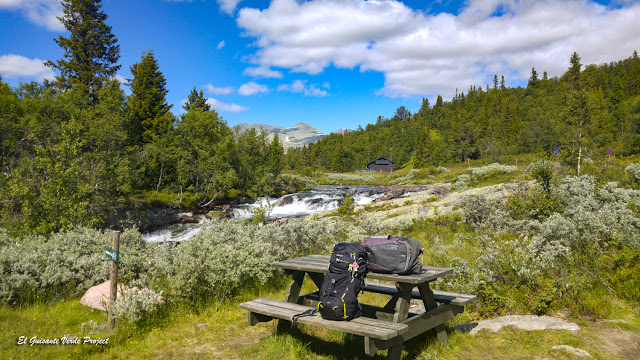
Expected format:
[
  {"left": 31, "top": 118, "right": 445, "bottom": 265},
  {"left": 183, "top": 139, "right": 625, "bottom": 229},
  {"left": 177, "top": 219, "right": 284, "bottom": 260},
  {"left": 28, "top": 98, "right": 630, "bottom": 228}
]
[{"left": 106, "top": 231, "right": 120, "bottom": 330}]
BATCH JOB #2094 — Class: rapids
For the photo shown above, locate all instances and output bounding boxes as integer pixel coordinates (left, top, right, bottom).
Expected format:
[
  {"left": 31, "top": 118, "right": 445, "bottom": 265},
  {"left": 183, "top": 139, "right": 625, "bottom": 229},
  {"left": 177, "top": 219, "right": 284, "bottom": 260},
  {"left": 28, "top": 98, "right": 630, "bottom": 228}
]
[{"left": 142, "top": 186, "right": 388, "bottom": 243}]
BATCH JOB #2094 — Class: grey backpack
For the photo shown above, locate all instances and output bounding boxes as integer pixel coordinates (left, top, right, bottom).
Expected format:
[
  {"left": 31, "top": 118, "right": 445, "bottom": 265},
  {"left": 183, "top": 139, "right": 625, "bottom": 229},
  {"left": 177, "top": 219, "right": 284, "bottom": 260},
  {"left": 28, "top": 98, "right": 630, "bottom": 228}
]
[{"left": 363, "top": 235, "right": 424, "bottom": 275}]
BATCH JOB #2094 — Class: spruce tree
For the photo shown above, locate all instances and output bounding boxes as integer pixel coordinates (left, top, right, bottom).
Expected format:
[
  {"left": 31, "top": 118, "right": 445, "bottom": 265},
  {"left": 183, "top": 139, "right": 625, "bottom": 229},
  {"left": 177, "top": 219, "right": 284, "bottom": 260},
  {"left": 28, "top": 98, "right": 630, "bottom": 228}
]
[
  {"left": 331, "top": 137, "right": 347, "bottom": 173},
  {"left": 127, "top": 50, "right": 173, "bottom": 144},
  {"left": 45, "top": 0, "right": 120, "bottom": 100},
  {"left": 412, "top": 126, "right": 432, "bottom": 168},
  {"left": 566, "top": 52, "right": 582, "bottom": 89},
  {"left": 529, "top": 68, "right": 538, "bottom": 87},
  {"left": 182, "top": 87, "right": 211, "bottom": 112},
  {"left": 268, "top": 133, "right": 284, "bottom": 176}
]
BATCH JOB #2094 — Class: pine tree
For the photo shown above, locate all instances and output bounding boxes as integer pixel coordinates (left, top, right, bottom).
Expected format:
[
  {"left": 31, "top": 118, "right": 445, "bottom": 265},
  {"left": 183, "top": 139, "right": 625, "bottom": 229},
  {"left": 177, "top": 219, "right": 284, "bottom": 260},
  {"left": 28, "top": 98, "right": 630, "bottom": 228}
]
[
  {"left": 500, "top": 75, "right": 506, "bottom": 90},
  {"left": 268, "top": 133, "right": 284, "bottom": 176},
  {"left": 419, "top": 97, "right": 430, "bottom": 114},
  {"left": 566, "top": 52, "right": 582, "bottom": 89},
  {"left": 127, "top": 50, "right": 173, "bottom": 144},
  {"left": 493, "top": 74, "right": 498, "bottom": 89},
  {"left": 529, "top": 68, "right": 538, "bottom": 87},
  {"left": 393, "top": 106, "right": 411, "bottom": 121},
  {"left": 332, "top": 137, "right": 347, "bottom": 172},
  {"left": 183, "top": 87, "right": 211, "bottom": 112},
  {"left": 412, "top": 125, "right": 432, "bottom": 168},
  {"left": 45, "top": 0, "right": 120, "bottom": 100}
]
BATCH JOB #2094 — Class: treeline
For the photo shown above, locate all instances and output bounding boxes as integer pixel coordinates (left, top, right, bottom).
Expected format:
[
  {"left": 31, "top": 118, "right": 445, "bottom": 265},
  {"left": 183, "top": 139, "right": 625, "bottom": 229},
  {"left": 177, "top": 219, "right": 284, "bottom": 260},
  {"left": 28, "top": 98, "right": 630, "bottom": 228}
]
[
  {"left": 0, "top": 0, "right": 283, "bottom": 236},
  {"left": 285, "top": 52, "right": 640, "bottom": 173}
]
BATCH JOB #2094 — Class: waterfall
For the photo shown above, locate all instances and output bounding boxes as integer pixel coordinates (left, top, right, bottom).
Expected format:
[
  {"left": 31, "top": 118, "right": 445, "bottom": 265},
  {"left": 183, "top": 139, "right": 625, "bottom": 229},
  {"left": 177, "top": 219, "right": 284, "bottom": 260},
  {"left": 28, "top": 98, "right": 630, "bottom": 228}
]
[
  {"left": 232, "top": 186, "right": 386, "bottom": 219},
  {"left": 142, "top": 186, "right": 388, "bottom": 243}
]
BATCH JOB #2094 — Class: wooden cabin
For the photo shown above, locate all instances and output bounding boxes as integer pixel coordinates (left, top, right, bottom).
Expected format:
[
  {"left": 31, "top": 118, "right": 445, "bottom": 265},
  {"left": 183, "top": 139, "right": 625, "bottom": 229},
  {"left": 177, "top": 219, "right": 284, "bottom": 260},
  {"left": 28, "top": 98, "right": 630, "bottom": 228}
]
[{"left": 366, "top": 157, "right": 394, "bottom": 172}]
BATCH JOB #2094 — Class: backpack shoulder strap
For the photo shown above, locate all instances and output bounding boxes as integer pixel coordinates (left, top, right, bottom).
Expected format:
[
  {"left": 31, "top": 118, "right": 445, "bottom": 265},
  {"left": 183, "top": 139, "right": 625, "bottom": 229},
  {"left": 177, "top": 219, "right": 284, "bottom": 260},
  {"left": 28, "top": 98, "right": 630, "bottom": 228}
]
[{"left": 290, "top": 309, "right": 319, "bottom": 327}]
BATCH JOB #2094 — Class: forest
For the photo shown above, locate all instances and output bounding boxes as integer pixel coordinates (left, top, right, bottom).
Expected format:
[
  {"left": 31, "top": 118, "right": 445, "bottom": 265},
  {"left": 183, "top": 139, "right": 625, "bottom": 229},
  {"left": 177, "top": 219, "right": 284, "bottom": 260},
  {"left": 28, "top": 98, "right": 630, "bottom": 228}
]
[
  {"left": 2, "top": 0, "right": 640, "bottom": 238},
  {"left": 0, "top": 0, "right": 284, "bottom": 237},
  {"left": 285, "top": 52, "right": 640, "bottom": 174}
]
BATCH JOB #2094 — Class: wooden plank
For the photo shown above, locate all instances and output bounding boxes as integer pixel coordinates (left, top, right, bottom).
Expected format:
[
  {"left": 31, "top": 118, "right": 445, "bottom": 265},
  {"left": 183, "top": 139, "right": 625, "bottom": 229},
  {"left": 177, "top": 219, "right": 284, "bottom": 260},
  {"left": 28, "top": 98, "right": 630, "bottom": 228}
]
[
  {"left": 273, "top": 256, "right": 453, "bottom": 284},
  {"left": 239, "top": 298, "right": 408, "bottom": 340},
  {"left": 364, "top": 282, "right": 477, "bottom": 306},
  {"left": 248, "top": 312, "right": 273, "bottom": 326},
  {"left": 400, "top": 304, "right": 462, "bottom": 341},
  {"left": 246, "top": 299, "right": 409, "bottom": 332},
  {"left": 418, "top": 282, "right": 448, "bottom": 345},
  {"left": 279, "top": 270, "right": 305, "bottom": 331}
]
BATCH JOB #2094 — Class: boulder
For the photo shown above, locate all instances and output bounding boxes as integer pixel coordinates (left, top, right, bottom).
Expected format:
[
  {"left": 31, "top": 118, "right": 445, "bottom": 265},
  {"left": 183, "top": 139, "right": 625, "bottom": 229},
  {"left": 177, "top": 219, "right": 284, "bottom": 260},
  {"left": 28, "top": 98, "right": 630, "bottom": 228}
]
[
  {"left": 467, "top": 315, "right": 580, "bottom": 335},
  {"left": 80, "top": 280, "right": 132, "bottom": 311},
  {"left": 373, "top": 189, "right": 405, "bottom": 203},
  {"left": 552, "top": 345, "right": 592, "bottom": 358}
]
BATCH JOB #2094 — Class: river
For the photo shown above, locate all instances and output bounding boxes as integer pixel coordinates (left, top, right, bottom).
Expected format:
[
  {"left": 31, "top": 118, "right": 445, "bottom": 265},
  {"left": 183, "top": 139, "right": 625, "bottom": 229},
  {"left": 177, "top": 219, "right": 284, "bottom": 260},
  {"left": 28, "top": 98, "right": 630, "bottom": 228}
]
[{"left": 142, "top": 185, "right": 389, "bottom": 243}]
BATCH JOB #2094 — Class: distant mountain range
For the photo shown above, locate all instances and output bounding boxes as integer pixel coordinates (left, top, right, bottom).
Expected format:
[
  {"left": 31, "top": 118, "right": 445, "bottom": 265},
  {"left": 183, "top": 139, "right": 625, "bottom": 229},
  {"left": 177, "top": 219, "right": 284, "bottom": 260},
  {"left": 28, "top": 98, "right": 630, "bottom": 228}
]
[{"left": 233, "top": 122, "right": 327, "bottom": 150}]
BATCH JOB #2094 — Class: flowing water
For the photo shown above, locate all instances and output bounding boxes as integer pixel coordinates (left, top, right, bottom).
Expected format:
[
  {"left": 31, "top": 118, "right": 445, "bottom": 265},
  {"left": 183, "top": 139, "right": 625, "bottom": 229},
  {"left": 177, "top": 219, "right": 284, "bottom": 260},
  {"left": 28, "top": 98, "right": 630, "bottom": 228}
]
[{"left": 142, "top": 186, "right": 388, "bottom": 243}]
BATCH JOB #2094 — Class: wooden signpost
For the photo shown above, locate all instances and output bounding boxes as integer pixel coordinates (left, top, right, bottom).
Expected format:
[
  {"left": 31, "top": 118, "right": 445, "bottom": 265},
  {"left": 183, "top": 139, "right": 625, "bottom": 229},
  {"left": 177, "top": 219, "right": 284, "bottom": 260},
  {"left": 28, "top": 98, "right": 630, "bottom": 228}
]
[{"left": 106, "top": 231, "right": 120, "bottom": 330}]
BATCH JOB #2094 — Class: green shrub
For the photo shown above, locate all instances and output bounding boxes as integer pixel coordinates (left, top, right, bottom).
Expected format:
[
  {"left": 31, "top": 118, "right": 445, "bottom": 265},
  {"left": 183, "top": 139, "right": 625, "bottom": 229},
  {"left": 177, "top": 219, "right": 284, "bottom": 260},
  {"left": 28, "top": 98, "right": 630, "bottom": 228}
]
[
  {"left": 248, "top": 199, "right": 274, "bottom": 225},
  {"left": 0, "top": 218, "right": 380, "bottom": 306},
  {"left": 527, "top": 159, "right": 556, "bottom": 195},
  {"left": 278, "top": 173, "right": 317, "bottom": 191},
  {"left": 605, "top": 248, "right": 640, "bottom": 302},
  {"left": 470, "top": 163, "right": 518, "bottom": 181},
  {"left": 441, "top": 174, "right": 640, "bottom": 315},
  {"left": 113, "top": 288, "right": 164, "bottom": 322},
  {"left": 0, "top": 227, "right": 148, "bottom": 305},
  {"left": 324, "top": 173, "right": 376, "bottom": 185},
  {"left": 336, "top": 195, "right": 355, "bottom": 216}
]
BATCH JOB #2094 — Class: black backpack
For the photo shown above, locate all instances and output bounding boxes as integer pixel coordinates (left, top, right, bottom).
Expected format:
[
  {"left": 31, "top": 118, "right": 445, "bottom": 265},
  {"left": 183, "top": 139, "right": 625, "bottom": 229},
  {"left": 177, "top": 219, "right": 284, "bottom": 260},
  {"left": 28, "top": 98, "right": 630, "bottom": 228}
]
[{"left": 318, "top": 242, "right": 368, "bottom": 321}]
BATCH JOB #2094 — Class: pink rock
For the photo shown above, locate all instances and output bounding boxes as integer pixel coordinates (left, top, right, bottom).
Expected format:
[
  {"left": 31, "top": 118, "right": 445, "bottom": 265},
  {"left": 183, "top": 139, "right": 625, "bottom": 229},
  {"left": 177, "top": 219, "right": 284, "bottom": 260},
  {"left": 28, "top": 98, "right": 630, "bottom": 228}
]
[{"left": 80, "top": 280, "right": 131, "bottom": 311}]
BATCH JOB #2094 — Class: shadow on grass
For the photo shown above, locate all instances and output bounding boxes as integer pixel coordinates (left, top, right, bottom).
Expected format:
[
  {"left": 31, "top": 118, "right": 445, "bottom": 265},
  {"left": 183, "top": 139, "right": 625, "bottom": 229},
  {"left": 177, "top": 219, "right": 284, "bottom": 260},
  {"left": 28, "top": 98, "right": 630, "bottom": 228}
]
[{"left": 249, "top": 321, "right": 451, "bottom": 360}]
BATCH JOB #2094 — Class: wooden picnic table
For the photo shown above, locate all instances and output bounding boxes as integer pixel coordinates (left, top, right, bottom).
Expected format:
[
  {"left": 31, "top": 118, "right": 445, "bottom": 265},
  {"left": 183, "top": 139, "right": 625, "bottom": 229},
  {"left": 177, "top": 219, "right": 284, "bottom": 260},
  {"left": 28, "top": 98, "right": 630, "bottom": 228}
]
[{"left": 240, "top": 254, "right": 476, "bottom": 359}]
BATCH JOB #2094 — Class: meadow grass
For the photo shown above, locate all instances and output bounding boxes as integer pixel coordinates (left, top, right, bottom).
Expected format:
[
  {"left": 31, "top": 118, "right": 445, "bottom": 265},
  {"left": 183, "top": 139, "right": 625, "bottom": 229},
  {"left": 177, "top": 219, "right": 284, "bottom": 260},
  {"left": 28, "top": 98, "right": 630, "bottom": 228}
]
[{"left": 2, "top": 266, "right": 638, "bottom": 360}]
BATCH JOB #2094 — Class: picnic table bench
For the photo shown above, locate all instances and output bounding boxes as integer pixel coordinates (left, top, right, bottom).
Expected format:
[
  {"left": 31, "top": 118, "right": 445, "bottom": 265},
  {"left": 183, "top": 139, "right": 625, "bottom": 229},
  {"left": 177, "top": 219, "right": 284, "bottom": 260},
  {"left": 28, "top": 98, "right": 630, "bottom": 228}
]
[{"left": 239, "top": 254, "right": 477, "bottom": 359}]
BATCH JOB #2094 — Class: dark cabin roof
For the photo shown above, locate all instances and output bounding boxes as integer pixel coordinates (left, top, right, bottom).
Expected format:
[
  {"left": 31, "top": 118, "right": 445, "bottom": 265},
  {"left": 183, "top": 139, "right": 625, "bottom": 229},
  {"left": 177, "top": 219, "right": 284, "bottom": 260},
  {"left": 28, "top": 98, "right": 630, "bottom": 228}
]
[{"left": 366, "top": 157, "right": 395, "bottom": 166}]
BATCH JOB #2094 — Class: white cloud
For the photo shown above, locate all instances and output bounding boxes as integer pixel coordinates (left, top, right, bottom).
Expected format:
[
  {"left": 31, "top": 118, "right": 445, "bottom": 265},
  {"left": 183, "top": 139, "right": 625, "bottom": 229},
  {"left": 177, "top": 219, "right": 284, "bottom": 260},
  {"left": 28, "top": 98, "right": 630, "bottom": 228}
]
[
  {"left": 113, "top": 74, "right": 127, "bottom": 84},
  {"left": 217, "top": 0, "right": 242, "bottom": 15},
  {"left": 203, "top": 83, "right": 234, "bottom": 95},
  {"left": 277, "top": 80, "right": 328, "bottom": 97},
  {"left": 0, "top": 0, "right": 63, "bottom": 31},
  {"left": 216, "top": 40, "right": 225, "bottom": 50},
  {"left": 0, "top": 54, "right": 55, "bottom": 80},
  {"left": 243, "top": 66, "right": 283, "bottom": 79},
  {"left": 238, "top": 81, "right": 269, "bottom": 95},
  {"left": 206, "top": 98, "right": 248, "bottom": 112},
  {"left": 237, "top": 0, "right": 640, "bottom": 98}
]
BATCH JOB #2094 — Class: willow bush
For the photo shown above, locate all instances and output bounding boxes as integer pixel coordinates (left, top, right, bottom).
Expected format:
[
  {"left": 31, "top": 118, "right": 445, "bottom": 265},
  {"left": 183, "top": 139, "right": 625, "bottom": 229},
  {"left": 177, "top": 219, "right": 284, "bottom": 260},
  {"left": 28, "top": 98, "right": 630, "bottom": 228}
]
[
  {"left": 0, "top": 218, "right": 376, "bottom": 307},
  {"left": 446, "top": 175, "right": 640, "bottom": 316}
]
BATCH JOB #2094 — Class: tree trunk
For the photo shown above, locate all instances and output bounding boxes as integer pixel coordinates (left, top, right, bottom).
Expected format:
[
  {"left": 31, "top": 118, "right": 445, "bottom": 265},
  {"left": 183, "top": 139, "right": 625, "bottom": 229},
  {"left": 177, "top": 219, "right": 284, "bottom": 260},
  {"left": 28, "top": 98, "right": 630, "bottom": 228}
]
[
  {"left": 156, "top": 163, "right": 164, "bottom": 192},
  {"left": 577, "top": 120, "right": 583, "bottom": 176}
]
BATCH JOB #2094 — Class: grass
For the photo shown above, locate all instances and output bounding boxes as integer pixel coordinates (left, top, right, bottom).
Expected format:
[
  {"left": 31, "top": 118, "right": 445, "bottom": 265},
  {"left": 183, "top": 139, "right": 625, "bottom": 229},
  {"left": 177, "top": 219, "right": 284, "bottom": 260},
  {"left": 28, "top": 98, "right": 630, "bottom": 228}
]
[{"left": 2, "top": 273, "right": 639, "bottom": 360}]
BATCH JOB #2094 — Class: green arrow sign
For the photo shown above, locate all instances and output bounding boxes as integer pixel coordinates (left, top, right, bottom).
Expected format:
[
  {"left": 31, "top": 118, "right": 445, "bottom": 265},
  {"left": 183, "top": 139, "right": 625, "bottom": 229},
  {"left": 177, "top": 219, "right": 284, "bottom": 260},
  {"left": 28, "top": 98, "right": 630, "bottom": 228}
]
[{"left": 104, "top": 246, "right": 118, "bottom": 263}]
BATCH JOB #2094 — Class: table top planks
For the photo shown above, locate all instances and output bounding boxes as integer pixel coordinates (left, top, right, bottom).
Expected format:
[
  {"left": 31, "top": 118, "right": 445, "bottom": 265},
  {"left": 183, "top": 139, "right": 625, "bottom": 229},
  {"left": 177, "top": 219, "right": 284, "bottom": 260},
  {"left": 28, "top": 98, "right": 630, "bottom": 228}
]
[{"left": 273, "top": 255, "right": 453, "bottom": 284}]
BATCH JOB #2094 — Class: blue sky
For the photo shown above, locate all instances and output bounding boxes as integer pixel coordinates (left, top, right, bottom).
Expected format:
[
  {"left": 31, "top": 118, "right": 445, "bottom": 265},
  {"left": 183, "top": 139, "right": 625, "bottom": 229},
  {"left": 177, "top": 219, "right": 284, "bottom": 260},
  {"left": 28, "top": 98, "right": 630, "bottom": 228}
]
[{"left": 1, "top": 0, "right": 639, "bottom": 134}]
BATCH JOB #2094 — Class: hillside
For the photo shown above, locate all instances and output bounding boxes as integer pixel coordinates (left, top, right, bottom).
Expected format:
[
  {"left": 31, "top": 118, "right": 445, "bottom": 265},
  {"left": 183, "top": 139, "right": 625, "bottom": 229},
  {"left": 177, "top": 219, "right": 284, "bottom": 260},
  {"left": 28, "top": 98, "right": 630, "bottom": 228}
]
[
  {"left": 284, "top": 51, "right": 640, "bottom": 173},
  {"left": 234, "top": 122, "right": 326, "bottom": 150}
]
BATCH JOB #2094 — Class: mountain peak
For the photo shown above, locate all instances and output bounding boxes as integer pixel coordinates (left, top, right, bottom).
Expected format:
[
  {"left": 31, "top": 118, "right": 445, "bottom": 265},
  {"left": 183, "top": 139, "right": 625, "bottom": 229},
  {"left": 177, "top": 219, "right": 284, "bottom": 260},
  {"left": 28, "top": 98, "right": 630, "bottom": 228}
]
[{"left": 232, "top": 122, "right": 326, "bottom": 150}]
